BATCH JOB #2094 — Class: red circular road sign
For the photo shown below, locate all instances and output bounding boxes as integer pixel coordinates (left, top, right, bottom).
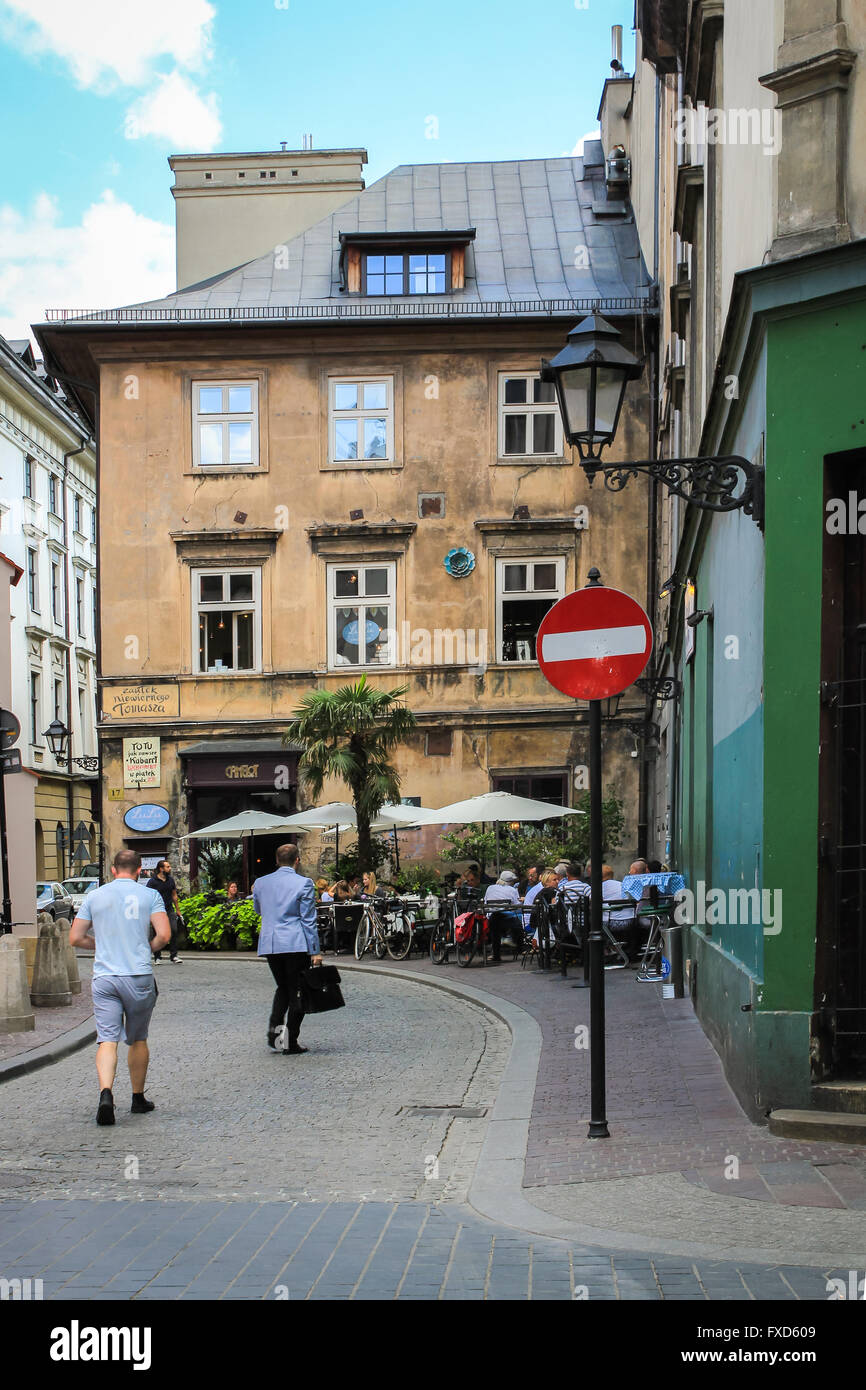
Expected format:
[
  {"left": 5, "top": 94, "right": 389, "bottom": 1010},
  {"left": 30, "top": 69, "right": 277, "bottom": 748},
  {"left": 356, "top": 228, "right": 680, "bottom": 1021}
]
[{"left": 536, "top": 585, "right": 653, "bottom": 700}]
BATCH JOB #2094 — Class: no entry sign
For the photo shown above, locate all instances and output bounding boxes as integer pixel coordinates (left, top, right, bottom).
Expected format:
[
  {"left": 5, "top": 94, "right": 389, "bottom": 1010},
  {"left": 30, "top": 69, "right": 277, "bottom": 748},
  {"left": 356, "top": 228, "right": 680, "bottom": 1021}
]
[{"left": 537, "top": 585, "right": 653, "bottom": 700}]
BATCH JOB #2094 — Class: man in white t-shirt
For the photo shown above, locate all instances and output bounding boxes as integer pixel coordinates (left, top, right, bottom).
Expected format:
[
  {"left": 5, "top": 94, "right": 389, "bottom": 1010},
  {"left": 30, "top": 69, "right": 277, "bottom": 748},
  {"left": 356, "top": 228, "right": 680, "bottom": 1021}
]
[{"left": 70, "top": 848, "right": 169, "bottom": 1126}]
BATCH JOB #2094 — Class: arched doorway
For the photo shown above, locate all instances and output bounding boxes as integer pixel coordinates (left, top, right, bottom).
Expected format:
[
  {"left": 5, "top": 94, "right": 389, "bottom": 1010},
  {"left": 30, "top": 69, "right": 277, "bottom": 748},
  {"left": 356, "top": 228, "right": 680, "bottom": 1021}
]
[{"left": 35, "top": 821, "right": 45, "bottom": 878}]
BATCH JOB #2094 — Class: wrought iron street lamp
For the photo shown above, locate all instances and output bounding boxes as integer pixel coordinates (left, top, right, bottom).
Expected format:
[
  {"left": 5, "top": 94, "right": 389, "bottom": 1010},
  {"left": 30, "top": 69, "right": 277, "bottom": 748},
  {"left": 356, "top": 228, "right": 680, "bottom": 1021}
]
[
  {"left": 44, "top": 719, "right": 69, "bottom": 759},
  {"left": 541, "top": 311, "right": 764, "bottom": 527}
]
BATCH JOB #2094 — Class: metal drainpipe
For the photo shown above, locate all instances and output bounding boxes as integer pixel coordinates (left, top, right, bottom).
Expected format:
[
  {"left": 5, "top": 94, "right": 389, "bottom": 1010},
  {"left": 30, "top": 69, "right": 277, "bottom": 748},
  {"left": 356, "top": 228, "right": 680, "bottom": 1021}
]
[
  {"left": 62, "top": 437, "right": 91, "bottom": 880},
  {"left": 638, "top": 68, "right": 663, "bottom": 861}
]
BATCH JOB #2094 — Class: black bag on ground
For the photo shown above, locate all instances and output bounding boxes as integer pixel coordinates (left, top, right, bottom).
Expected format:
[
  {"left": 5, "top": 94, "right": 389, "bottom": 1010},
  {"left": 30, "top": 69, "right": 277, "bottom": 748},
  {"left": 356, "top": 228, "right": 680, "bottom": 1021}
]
[{"left": 300, "top": 965, "right": 345, "bottom": 1014}]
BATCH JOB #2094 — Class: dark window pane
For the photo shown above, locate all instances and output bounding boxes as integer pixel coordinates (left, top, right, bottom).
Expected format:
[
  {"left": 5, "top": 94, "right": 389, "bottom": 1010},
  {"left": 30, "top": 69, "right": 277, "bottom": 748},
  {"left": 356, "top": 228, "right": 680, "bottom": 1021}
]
[
  {"left": 532, "top": 413, "right": 555, "bottom": 453},
  {"left": 503, "top": 564, "right": 527, "bottom": 592},
  {"left": 236, "top": 612, "right": 253, "bottom": 669},
  {"left": 229, "top": 573, "right": 253, "bottom": 600},
  {"left": 204, "top": 612, "right": 233, "bottom": 670},
  {"left": 200, "top": 574, "right": 223, "bottom": 602},
  {"left": 335, "top": 570, "right": 359, "bottom": 597},
  {"left": 533, "top": 563, "right": 557, "bottom": 592},
  {"left": 504, "top": 378, "right": 527, "bottom": 405},
  {"left": 504, "top": 414, "right": 527, "bottom": 454},
  {"left": 336, "top": 606, "right": 360, "bottom": 665},
  {"left": 365, "top": 605, "right": 390, "bottom": 663},
  {"left": 501, "top": 598, "right": 556, "bottom": 662},
  {"left": 533, "top": 377, "right": 556, "bottom": 404},
  {"left": 363, "top": 568, "right": 388, "bottom": 596}
]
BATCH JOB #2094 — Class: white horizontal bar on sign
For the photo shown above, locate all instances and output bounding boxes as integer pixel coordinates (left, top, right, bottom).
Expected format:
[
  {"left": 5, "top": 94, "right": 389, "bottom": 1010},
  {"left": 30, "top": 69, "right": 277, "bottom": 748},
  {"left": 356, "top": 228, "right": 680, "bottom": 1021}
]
[{"left": 541, "top": 624, "right": 647, "bottom": 663}]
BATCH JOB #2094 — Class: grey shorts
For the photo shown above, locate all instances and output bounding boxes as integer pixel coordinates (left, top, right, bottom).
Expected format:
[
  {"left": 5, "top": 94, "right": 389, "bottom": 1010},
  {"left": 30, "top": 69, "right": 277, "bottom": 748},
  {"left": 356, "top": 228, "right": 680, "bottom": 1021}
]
[{"left": 92, "top": 974, "right": 157, "bottom": 1044}]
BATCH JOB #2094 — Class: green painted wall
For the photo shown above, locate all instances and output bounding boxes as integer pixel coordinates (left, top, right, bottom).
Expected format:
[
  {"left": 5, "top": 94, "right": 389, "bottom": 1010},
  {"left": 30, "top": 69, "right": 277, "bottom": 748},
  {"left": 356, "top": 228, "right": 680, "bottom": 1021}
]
[{"left": 763, "top": 298, "right": 866, "bottom": 1012}]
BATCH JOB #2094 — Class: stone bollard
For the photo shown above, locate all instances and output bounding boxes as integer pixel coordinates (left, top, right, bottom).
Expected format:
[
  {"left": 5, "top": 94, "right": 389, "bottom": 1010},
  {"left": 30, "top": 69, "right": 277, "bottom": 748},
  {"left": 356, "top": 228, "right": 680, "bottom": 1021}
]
[
  {"left": 31, "top": 918, "right": 72, "bottom": 1008},
  {"left": 0, "top": 935, "right": 36, "bottom": 1034},
  {"left": 55, "top": 917, "right": 82, "bottom": 996}
]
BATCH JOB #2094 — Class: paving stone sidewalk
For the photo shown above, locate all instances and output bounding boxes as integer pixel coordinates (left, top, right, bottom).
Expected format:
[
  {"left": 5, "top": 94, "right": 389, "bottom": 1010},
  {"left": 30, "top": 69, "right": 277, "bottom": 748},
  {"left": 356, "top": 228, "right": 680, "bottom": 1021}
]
[
  {"left": 353, "top": 951, "right": 866, "bottom": 1208},
  {"left": 0, "top": 977, "right": 93, "bottom": 1067}
]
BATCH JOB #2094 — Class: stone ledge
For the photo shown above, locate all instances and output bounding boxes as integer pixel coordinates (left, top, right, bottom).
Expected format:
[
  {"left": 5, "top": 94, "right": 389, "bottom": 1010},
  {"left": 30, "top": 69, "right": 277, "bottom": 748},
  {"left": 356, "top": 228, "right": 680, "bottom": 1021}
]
[{"left": 769, "top": 1109, "right": 866, "bottom": 1144}]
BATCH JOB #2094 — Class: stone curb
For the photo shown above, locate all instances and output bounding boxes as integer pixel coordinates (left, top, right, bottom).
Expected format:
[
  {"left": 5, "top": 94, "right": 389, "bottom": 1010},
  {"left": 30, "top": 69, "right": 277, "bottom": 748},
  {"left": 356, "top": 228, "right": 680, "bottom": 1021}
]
[
  {"left": 126, "top": 953, "right": 862, "bottom": 1266},
  {"left": 0, "top": 1016, "right": 97, "bottom": 1086}
]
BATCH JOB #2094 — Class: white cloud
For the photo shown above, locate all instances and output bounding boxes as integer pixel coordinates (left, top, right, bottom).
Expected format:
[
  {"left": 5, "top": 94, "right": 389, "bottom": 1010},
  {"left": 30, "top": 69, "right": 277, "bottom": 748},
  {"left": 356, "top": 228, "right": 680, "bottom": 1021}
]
[
  {"left": 125, "top": 71, "right": 220, "bottom": 150},
  {"left": 0, "top": 191, "right": 174, "bottom": 342},
  {"left": 0, "top": 0, "right": 215, "bottom": 89},
  {"left": 0, "top": 0, "right": 221, "bottom": 148},
  {"left": 571, "top": 129, "right": 602, "bottom": 156}
]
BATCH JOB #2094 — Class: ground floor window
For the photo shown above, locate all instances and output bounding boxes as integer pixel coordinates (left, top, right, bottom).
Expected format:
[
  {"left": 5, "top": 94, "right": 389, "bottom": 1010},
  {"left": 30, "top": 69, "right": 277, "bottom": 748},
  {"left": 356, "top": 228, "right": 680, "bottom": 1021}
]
[{"left": 492, "top": 772, "right": 569, "bottom": 806}]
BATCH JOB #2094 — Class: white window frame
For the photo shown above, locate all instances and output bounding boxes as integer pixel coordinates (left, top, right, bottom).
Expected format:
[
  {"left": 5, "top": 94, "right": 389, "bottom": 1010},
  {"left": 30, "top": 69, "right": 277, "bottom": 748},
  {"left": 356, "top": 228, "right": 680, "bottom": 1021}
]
[
  {"left": 498, "top": 371, "right": 563, "bottom": 460},
  {"left": 192, "top": 566, "right": 262, "bottom": 675},
  {"left": 328, "top": 376, "right": 394, "bottom": 465},
  {"left": 27, "top": 547, "right": 39, "bottom": 612},
  {"left": 50, "top": 559, "right": 62, "bottom": 624},
  {"left": 496, "top": 556, "right": 565, "bottom": 664},
  {"left": 327, "top": 561, "right": 396, "bottom": 671},
  {"left": 192, "top": 380, "right": 259, "bottom": 470}
]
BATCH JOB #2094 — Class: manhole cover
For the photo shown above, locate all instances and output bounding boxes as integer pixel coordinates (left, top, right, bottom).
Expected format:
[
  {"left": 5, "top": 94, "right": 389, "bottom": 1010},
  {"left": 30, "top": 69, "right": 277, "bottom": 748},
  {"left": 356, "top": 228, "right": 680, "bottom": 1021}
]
[{"left": 402, "top": 1105, "right": 487, "bottom": 1119}]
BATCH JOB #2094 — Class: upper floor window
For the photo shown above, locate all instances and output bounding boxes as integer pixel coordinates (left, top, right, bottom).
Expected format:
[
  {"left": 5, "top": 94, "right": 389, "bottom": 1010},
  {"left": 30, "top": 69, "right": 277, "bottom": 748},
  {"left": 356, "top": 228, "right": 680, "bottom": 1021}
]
[
  {"left": 27, "top": 548, "right": 38, "bottom": 611},
  {"left": 194, "top": 568, "right": 261, "bottom": 674},
  {"left": 496, "top": 557, "right": 565, "bottom": 663},
  {"left": 363, "top": 252, "right": 447, "bottom": 296},
  {"left": 76, "top": 576, "right": 84, "bottom": 637},
  {"left": 329, "top": 378, "right": 393, "bottom": 464},
  {"left": 498, "top": 372, "right": 562, "bottom": 458},
  {"left": 328, "top": 563, "right": 395, "bottom": 669},
  {"left": 51, "top": 560, "right": 62, "bottom": 622},
  {"left": 48, "top": 474, "right": 61, "bottom": 516},
  {"left": 24, "top": 456, "right": 34, "bottom": 499},
  {"left": 192, "top": 381, "right": 258, "bottom": 469},
  {"left": 73, "top": 495, "right": 82, "bottom": 533}
]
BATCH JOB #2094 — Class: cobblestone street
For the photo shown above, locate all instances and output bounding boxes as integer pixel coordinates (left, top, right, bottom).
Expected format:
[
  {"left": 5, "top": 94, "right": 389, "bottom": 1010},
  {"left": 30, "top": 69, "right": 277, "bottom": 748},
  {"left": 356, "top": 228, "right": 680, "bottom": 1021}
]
[{"left": 0, "top": 958, "right": 854, "bottom": 1300}]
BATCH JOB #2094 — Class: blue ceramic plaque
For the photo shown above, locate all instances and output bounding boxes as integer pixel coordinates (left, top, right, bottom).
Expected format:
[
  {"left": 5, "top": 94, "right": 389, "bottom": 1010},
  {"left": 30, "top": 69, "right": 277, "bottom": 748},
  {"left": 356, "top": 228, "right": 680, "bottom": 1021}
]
[{"left": 123, "top": 804, "right": 171, "bottom": 833}]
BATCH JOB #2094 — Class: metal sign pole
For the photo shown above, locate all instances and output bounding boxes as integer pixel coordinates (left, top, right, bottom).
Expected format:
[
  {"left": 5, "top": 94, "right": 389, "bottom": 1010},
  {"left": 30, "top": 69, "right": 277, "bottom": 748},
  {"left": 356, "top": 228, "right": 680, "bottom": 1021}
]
[
  {"left": 0, "top": 759, "right": 11, "bottom": 933},
  {"left": 587, "top": 696, "right": 609, "bottom": 1138}
]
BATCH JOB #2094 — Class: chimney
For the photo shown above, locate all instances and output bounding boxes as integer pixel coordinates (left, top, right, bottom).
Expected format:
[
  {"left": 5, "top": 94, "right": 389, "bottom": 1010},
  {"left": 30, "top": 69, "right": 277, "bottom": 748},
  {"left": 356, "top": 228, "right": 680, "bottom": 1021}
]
[
  {"left": 611, "top": 24, "right": 623, "bottom": 73},
  {"left": 169, "top": 144, "right": 367, "bottom": 291}
]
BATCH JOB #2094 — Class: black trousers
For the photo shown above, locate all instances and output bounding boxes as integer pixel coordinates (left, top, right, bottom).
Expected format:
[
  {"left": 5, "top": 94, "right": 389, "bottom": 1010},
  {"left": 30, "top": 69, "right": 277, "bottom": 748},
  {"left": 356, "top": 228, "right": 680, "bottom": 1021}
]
[
  {"left": 489, "top": 913, "right": 523, "bottom": 960},
  {"left": 266, "top": 952, "right": 310, "bottom": 1040}
]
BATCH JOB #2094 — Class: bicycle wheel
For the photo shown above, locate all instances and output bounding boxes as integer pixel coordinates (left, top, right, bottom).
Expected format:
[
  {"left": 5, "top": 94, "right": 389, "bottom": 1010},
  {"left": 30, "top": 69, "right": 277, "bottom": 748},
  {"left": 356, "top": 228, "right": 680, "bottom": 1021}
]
[
  {"left": 354, "top": 914, "right": 371, "bottom": 960},
  {"left": 386, "top": 911, "right": 412, "bottom": 960},
  {"left": 373, "top": 929, "right": 388, "bottom": 959},
  {"left": 430, "top": 919, "right": 450, "bottom": 965},
  {"left": 455, "top": 936, "right": 475, "bottom": 967}
]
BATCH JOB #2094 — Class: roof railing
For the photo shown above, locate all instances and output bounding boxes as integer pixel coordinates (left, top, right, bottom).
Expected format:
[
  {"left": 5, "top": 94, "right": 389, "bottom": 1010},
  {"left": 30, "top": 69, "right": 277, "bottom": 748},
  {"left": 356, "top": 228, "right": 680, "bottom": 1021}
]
[{"left": 44, "top": 291, "right": 658, "bottom": 326}]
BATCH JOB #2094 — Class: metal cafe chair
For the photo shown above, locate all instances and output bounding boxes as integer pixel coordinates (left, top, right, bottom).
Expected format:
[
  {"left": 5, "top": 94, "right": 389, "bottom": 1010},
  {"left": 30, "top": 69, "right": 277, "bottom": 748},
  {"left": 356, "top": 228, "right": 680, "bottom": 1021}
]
[{"left": 635, "top": 887, "right": 675, "bottom": 982}]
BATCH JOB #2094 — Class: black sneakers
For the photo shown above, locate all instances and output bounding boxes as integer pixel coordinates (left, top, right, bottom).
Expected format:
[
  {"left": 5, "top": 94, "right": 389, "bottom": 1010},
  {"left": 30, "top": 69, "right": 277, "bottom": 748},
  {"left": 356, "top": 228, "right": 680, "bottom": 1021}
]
[
  {"left": 96, "top": 1088, "right": 115, "bottom": 1125},
  {"left": 131, "top": 1093, "right": 155, "bottom": 1114}
]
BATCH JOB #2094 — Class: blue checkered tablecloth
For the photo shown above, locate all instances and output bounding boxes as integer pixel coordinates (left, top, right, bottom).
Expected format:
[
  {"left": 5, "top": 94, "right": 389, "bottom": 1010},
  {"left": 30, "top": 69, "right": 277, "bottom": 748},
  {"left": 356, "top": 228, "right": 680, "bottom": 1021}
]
[{"left": 621, "top": 872, "right": 685, "bottom": 903}]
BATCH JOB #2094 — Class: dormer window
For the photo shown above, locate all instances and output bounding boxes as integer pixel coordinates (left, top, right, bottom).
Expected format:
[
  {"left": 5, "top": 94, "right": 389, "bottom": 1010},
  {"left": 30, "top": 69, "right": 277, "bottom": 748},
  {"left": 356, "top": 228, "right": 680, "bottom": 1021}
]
[
  {"left": 363, "top": 252, "right": 448, "bottom": 296},
  {"left": 340, "top": 229, "right": 475, "bottom": 296}
]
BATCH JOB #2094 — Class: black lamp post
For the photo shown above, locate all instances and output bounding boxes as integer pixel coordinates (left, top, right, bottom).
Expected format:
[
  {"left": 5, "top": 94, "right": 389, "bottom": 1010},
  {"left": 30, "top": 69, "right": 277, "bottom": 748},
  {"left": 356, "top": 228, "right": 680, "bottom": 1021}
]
[{"left": 541, "top": 310, "right": 764, "bottom": 526}]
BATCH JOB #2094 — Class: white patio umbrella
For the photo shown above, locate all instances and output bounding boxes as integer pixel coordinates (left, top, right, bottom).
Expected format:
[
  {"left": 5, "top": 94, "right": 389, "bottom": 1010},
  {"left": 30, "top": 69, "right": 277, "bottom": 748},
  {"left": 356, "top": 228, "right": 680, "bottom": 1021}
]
[
  {"left": 179, "top": 809, "right": 304, "bottom": 889},
  {"left": 422, "top": 790, "right": 585, "bottom": 875},
  {"left": 279, "top": 802, "right": 358, "bottom": 872}
]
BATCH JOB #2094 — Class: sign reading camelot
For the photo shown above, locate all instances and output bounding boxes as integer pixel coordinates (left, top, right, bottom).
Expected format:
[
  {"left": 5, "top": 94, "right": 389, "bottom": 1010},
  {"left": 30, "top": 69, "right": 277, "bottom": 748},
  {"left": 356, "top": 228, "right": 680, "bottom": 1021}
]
[
  {"left": 102, "top": 684, "right": 180, "bottom": 720},
  {"left": 123, "top": 737, "right": 161, "bottom": 788}
]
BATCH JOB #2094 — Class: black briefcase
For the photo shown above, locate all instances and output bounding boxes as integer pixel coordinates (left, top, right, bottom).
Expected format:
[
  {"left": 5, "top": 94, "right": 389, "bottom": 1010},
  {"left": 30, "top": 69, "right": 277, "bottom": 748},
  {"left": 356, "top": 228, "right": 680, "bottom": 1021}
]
[{"left": 300, "top": 965, "right": 345, "bottom": 1014}]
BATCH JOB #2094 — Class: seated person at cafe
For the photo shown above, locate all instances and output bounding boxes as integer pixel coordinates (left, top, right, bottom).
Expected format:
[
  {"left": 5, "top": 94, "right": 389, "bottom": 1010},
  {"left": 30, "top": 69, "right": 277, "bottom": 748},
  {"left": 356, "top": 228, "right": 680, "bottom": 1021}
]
[
  {"left": 361, "top": 871, "right": 384, "bottom": 899},
  {"left": 329, "top": 880, "right": 352, "bottom": 902},
  {"left": 529, "top": 869, "right": 561, "bottom": 947},
  {"left": 346, "top": 875, "right": 363, "bottom": 898},
  {"left": 315, "top": 877, "right": 331, "bottom": 902},
  {"left": 602, "top": 863, "right": 638, "bottom": 954},
  {"left": 484, "top": 870, "right": 524, "bottom": 962},
  {"left": 647, "top": 859, "right": 663, "bottom": 873},
  {"left": 555, "top": 861, "right": 590, "bottom": 939},
  {"left": 464, "top": 862, "right": 496, "bottom": 890}
]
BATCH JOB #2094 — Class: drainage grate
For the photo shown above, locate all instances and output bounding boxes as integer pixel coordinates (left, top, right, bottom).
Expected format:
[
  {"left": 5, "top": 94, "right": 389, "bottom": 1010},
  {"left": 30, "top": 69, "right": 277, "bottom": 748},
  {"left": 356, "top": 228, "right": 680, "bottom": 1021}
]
[{"left": 401, "top": 1105, "right": 488, "bottom": 1119}]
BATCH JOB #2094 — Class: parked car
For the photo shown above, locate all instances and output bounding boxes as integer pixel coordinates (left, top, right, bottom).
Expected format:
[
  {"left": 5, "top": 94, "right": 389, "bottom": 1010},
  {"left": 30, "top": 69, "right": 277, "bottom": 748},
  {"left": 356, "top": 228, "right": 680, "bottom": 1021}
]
[
  {"left": 61, "top": 878, "right": 101, "bottom": 911},
  {"left": 36, "top": 881, "right": 76, "bottom": 921}
]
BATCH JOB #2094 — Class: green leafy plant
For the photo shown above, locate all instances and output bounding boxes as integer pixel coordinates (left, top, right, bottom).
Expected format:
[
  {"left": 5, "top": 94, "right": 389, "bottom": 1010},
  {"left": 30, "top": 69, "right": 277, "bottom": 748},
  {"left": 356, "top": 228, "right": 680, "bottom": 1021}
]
[
  {"left": 392, "top": 863, "right": 442, "bottom": 895},
  {"left": 440, "top": 791, "right": 626, "bottom": 874},
  {"left": 179, "top": 891, "right": 260, "bottom": 951},
  {"left": 285, "top": 674, "right": 416, "bottom": 872},
  {"left": 197, "top": 842, "right": 243, "bottom": 890}
]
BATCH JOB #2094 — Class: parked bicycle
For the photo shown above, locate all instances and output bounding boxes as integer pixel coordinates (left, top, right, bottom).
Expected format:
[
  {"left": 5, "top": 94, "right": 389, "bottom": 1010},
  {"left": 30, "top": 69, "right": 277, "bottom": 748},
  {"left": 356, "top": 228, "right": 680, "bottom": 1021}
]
[{"left": 353, "top": 897, "right": 416, "bottom": 961}]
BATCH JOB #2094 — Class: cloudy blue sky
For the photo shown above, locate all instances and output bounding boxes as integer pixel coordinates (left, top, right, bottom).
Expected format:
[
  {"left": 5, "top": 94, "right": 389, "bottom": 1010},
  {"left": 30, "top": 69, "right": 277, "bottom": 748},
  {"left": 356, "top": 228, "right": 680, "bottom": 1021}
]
[{"left": 0, "top": 0, "right": 635, "bottom": 338}]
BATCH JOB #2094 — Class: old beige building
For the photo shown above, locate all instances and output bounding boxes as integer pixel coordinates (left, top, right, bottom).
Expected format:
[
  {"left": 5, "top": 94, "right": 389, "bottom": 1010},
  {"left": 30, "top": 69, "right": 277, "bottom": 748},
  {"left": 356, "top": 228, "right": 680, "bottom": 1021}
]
[{"left": 38, "top": 146, "right": 655, "bottom": 887}]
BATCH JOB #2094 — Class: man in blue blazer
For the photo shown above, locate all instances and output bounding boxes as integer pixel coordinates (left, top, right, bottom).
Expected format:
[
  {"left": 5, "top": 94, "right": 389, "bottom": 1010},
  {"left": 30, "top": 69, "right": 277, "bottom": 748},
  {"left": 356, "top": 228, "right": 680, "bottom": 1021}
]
[{"left": 253, "top": 843, "right": 322, "bottom": 1054}]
